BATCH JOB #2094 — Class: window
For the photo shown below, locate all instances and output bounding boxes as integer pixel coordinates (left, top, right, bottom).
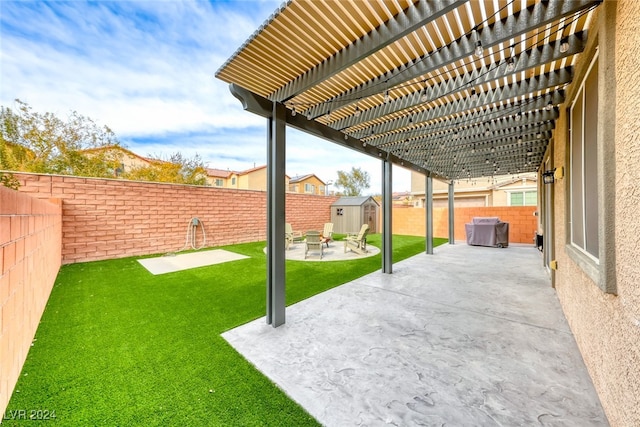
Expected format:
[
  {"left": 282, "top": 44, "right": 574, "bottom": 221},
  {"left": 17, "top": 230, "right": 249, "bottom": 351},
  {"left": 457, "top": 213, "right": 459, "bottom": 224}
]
[
  {"left": 304, "top": 183, "right": 314, "bottom": 193},
  {"left": 214, "top": 179, "right": 223, "bottom": 186},
  {"left": 231, "top": 177, "right": 236, "bottom": 185},
  {"left": 570, "top": 56, "right": 599, "bottom": 260},
  {"left": 319, "top": 185, "right": 325, "bottom": 195},
  {"left": 509, "top": 191, "right": 537, "bottom": 206}
]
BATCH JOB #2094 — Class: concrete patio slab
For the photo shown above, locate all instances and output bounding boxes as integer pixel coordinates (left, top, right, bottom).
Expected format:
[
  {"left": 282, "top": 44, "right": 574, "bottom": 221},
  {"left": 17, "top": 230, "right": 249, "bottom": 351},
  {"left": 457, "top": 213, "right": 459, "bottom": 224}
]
[
  {"left": 137, "top": 249, "right": 248, "bottom": 275},
  {"left": 272, "top": 241, "right": 380, "bottom": 262},
  {"left": 223, "top": 244, "right": 608, "bottom": 426}
]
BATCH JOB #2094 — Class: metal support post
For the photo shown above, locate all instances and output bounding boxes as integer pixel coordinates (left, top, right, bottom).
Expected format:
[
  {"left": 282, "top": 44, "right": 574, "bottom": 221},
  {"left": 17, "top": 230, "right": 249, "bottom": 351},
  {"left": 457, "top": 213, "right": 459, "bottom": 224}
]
[
  {"left": 266, "top": 102, "right": 286, "bottom": 327},
  {"left": 426, "top": 174, "right": 434, "bottom": 254},
  {"left": 382, "top": 159, "right": 392, "bottom": 273},
  {"left": 448, "top": 181, "right": 455, "bottom": 244}
]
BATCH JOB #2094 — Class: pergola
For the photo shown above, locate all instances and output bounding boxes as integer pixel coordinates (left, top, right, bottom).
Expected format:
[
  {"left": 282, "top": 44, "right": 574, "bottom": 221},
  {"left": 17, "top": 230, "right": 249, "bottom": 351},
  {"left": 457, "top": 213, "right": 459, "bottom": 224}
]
[{"left": 215, "top": 0, "right": 601, "bottom": 327}]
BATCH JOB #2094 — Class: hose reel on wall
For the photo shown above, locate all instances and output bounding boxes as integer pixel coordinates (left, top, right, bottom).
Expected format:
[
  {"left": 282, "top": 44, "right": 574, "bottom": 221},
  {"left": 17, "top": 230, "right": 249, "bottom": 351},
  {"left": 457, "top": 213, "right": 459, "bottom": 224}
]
[
  {"left": 185, "top": 217, "right": 206, "bottom": 250},
  {"left": 166, "top": 217, "right": 207, "bottom": 256}
]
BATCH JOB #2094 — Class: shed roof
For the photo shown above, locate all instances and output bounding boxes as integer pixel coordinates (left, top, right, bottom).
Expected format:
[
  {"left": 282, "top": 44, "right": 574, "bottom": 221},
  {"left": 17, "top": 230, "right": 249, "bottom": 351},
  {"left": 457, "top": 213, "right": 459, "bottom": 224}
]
[
  {"left": 216, "top": 0, "right": 601, "bottom": 181},
  {"left": 332, "top": 196, "right": 380, "bottom": 206}
]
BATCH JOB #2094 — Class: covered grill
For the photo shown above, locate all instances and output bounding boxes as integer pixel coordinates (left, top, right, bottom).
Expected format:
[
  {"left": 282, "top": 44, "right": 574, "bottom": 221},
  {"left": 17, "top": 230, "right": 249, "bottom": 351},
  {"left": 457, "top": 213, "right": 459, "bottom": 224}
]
[{"left": 465, "top": 217, "right": 509, "bottom": 248}]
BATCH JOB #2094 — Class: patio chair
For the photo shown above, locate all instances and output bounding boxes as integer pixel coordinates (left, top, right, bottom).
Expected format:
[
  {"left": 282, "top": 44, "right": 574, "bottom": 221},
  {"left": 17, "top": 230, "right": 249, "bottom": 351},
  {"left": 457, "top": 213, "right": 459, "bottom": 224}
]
[
  {"left": 344, "top": 224, "right": 369, "bottom": 255},
  {"left": 285, "top": 223, "right": 303, "bottom": 250},
  {"left": 305, "top": 230, "right": 323, "bottom": 259},
  {"left": 321, "top": 222, "right": 334, "bottom": 247}
]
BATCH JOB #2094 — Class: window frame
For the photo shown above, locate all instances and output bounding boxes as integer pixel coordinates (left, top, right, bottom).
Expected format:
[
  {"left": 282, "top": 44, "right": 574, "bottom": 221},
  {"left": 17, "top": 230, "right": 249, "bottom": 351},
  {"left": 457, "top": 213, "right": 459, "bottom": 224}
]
[
  {"left": 564, "top": 47, "right": 616, "bottom": 294},
  {"left": 304, "top": 183, "right": 314, "bottom": 193},
  {"left": 507, "top": 190, "right": 537, "bottom": 206},
  {"left": 568, "top": 55, "right": 600, "bottom": 264}
]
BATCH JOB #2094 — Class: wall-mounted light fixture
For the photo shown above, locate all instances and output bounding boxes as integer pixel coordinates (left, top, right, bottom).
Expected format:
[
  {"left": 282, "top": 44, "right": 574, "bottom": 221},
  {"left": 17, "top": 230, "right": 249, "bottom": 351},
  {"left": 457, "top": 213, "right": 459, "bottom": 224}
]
[{"left": 543, "top": 168, "right": 556, "bottom": 184}]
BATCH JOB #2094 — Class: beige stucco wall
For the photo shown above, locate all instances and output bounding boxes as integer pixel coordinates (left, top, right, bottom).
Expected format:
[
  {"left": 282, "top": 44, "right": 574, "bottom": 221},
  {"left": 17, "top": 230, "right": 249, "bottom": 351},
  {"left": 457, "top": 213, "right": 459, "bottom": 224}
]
[
  {"left": 226, "top": 173, "right": 238, "bottom": 188},
  {"left": 495, "top": 179, "right": 537, "bottom": 206},
  {"left": 232, "top": 168, "right": 291, "bottom": 192},
  {"left": 289, "top": 176, "right": 326, "bottom": 195},
  {"left": 433, "top": 194, "right": 488, "bottom": 208},
  {"left": 246, "top": 168, "right": 267, "bottom": 191},
  {"left": 84, "top": 147, "right": 151, "bottom": 174},
  {"left": 551, "top": 2, "right": 640, "bottom": 425},
  {"left": 303, "top": 176, "right": 325, "bottom": 194},
  {"left": 237, "top": 172, "right": 251, "bottom": 190},
  {"left": 118, "top": 151, "right": 151, "bottom": 171}
]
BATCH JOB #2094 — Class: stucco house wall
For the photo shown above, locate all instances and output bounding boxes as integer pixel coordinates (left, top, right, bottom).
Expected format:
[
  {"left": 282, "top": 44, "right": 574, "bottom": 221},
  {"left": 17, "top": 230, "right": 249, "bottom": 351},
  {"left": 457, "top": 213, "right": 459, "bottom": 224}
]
[
  {"left": 496, "top": 179, "right": 538, "bottom": 206},
  {"left": 82, "top": 146, "right": 154, "bottom": 176},
  {"left": 205, "top": 168, "right": 232, "bottom": 187},
  {"left": 228, "top": 166, "right": 290, "bottom": 192},
  {"left": 412, "top": 172, "right": 537, "bottom": 208},
  {"left": 289, "top": 174, "right": 326, "bottom": 195},
  {"left": 548, "top": 2, "right": 640, "bottom": 425}
]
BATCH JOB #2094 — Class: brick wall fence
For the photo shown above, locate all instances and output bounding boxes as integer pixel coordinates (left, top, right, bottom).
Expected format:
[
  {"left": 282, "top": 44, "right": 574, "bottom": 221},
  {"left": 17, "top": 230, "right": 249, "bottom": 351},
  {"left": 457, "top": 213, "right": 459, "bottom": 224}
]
[
  {"left": 11, "top": 172, "right": 340, "bottom": 264},
  {"left": 0, "top": 186, "right": 62, "bottom": 415},
  {"left": 393, "top": 206, "right": 538, "bottom": 244},
  {"left": 8, "top": 173, "right": 537, "bottom": 266}
]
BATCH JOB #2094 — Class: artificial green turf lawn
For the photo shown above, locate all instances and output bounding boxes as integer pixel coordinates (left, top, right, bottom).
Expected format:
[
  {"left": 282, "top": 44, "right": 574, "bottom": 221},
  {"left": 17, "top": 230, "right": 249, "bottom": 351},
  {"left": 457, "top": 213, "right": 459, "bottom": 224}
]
[{"left": 5, "top": 235, "right": 446, "bottom": 426}]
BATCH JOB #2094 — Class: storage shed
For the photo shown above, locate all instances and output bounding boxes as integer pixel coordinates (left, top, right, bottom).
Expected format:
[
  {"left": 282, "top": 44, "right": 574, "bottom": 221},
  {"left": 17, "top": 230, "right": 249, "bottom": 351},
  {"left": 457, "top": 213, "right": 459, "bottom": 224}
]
[{"left": 331, "top": 196, "right": 379, "bottom": 234}]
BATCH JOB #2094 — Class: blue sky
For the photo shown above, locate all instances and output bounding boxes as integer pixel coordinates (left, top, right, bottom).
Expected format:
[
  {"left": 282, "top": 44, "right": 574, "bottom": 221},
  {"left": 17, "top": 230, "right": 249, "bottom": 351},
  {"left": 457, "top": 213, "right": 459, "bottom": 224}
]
[{"left": 0, "top": 0, "right": 411, "bottom": 193}]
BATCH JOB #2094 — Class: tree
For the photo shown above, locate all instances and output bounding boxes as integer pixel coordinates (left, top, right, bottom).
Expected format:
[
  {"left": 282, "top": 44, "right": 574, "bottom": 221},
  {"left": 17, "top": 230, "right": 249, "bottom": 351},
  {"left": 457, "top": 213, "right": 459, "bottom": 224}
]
[
  {"left": 1, "top": 99, "right": 122, "bottom": 177},
  {"left": 123, "top": 152, "right": 208, "bottom": 186},
  {"left": 1, "top": 100, "right": 209, "bottom": 186},
  {"left": 0, "top": 172, "right": 20, "bottom": 190},
  {"left": 335, "top": 166, "right": 370, "bottom": 196}
]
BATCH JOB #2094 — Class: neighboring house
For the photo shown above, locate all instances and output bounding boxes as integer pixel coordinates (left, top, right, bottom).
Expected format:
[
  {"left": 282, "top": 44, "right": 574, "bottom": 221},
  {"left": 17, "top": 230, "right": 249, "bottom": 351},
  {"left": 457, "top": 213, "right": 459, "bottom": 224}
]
[
  {"left": 392, "top": 191, "right": 413, "bottom": 207},
  {"left": 86, "top": 150, "right": 301, "bottom": 191},
  {"left": 224, "top": 165, "right": 290, "bottom": 192},
  {"left": 289, "top": 174, "right": 326, "bottom": 195},
  {"left": 410, "top": 171, "right": 537, "bottom": 208},
  {"left": 82, "top": 145, "right": 155, "bottom": 176},
  {"left": 205, "top": 168, "right": 233, "bottom": 187},
  {"left": 331, "top": 196, "right": 379, "bottom": 234}
]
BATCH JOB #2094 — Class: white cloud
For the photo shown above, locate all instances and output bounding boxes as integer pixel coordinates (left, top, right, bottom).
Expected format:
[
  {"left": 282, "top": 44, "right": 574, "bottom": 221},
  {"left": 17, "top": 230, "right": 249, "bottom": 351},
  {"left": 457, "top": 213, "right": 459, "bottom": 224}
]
[{"left": 0, "top": 0, "right": 411, "bottom": 192}]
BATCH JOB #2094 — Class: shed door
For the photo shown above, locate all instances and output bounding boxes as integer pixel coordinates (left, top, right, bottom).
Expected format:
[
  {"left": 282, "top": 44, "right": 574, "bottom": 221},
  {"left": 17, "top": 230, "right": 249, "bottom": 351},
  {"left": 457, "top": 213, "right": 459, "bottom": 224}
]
[{"left": 363, "top": 204, "right": 376, "bottom": 233}]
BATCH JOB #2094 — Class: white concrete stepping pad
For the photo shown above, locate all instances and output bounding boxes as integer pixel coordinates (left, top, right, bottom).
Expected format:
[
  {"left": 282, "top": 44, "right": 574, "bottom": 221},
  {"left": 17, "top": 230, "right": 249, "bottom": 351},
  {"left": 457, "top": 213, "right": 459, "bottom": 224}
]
[{"left": 138, "top": 249, "right": 248, "bottom": 275}]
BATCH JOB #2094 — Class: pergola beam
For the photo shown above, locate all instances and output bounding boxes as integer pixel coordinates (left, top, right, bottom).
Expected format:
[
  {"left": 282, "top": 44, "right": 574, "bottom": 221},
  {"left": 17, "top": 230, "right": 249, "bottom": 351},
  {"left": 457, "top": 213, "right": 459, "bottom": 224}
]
[
  {"left": 333, "top": 33, "right": 585, "bottom": 131},
  {"left": 362, "top": 70, "right": 570, "bottom": 144},
  {"left": 380, "top": 108, "right": 560, "bottom": 151},
  {"left": 272, "top": 0, "right": 467, "bottom": 102},
  {"left": 304, "top": 0, "right": 597, "bottom": 119}
]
